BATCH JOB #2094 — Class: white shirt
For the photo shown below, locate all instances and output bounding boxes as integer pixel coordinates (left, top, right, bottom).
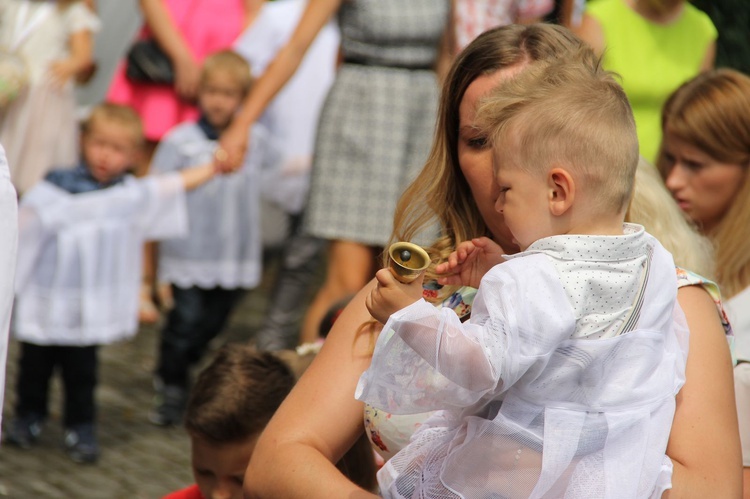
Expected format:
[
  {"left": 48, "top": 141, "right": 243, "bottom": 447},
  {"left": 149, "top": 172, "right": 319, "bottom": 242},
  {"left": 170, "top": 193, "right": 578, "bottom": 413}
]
[
  {"left": 155, "top": 123, "right": 280, "bottom": 289},
  {"left": 0, "top": 145, "right": 18, "bottom": 438},
  {"left": 357, "top": 226, "right": 687, "bottom": 498},
  {"left": 14, "top": 173, "right": 187, "bottom": 346}
]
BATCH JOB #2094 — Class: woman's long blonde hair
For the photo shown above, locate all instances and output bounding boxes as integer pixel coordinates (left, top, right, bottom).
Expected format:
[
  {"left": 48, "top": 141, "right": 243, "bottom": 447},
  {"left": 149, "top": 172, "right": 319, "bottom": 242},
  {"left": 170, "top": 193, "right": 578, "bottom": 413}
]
[
  {"left": 657, "top": 69, "right": 750, "bottom": 298},
  {"left": 388, "top": 24, "right": 587, "bottom": 300},
  {"left": 626, "top": 157, "right": 714, "bottom": 278}
]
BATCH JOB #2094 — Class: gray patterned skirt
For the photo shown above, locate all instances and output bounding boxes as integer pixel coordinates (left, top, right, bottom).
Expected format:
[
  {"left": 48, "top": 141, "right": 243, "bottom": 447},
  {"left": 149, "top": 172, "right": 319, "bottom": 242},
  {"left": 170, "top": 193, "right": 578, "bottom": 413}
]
[{"left": 303, "top": 63, "right": 439, "bottom": 247}]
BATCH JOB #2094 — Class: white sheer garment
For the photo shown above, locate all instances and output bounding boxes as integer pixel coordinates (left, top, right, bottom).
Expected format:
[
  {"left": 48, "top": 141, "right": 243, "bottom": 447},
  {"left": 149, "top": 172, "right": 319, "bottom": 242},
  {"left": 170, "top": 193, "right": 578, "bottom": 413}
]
[
  {"left": 155, "top": 123, "right": 280, "bottom": 289},
  {"left": 0, "top": 145, "right": 18, "bottom": 438},
  {"left": 14, "top": 173, "right": 187, "bottom": 346},
  {"left": 357, "top": 227, "right": 688, "bottom": 498}
]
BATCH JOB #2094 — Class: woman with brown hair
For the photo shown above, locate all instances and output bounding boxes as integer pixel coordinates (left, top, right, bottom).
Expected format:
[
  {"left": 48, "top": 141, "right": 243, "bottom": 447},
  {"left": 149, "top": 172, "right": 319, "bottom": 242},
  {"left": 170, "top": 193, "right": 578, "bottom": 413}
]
[
  {"left": 245, "top": 25, "right": 741, "bottom": 498},
  {"left": 658, "top": 68, "right": 750, "bottom": 497}
]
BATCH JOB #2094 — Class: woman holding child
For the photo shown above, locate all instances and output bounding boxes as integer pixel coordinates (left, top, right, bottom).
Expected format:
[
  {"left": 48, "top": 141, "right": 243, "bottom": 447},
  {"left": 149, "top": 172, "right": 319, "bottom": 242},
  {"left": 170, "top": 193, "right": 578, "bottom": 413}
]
[
  {"left": 657, "top": 68, "right": 750, "bottom": 497},
  {"left": 245, "top": 24, "right": 741, "bottom": 497}
]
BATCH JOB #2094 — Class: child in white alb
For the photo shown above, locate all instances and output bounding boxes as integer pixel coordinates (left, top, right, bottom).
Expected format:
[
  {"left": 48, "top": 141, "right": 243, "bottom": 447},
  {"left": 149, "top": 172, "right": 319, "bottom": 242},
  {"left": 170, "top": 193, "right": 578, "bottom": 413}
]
[
  {"left": 150, "top": 50, "right": 281, "bottom": 426},
  {"left": 356, "top": 53, "right": 689, "bottom": 498},
  {"left": 6, "top": 103, "right": 226, "bottom": 463}
]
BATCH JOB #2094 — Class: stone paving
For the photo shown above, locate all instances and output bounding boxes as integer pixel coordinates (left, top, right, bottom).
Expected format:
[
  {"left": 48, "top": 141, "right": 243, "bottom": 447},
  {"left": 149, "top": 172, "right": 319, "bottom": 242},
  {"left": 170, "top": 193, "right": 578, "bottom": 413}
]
[{"left": 0, "top": 248, "right": 314, "bottom": 498}]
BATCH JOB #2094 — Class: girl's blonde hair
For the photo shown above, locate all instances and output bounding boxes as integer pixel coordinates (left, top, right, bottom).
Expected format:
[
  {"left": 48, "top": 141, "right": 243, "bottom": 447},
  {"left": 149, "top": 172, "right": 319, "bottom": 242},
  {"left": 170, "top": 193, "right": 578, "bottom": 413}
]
[
  {"left": 656, "top": 69, "right": 750, "bottom": 298},
  {"left": 389, "top": 24, "right": 588, "bottom": 301},
  {"left": 626, "top": 157, "right": 714, "bottom": 278}
]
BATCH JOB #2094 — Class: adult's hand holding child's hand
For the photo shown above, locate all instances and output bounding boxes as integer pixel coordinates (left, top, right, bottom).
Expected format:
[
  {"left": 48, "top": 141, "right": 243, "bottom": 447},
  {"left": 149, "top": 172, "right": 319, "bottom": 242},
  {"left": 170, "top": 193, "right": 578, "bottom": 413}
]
[
  {"left": 366, "top": 268, "right": 424, "bottom": 324},
  {"left": 436, "top": 237, "right": 506, "bottom": 289},
  {"left": 217, "top": 122, "right": 249, "bottom": 173}
]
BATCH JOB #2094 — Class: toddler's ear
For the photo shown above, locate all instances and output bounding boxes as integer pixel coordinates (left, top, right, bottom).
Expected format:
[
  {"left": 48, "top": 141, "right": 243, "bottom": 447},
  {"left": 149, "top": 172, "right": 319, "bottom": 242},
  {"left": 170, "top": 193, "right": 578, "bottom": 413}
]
[{"left": 548, "top": 167, "right": 575, "bottom": 216}]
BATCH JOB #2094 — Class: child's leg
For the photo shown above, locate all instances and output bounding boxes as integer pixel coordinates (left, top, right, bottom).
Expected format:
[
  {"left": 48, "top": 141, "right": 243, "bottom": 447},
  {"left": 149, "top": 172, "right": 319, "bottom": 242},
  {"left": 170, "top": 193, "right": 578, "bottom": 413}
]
[
  {"left": 59, "top": 345, "right": 99, "bottom": 464},
  {"left": 156, "top": 286, "right": 206, "bottom": 390},
  {"left": 151, "top": 286, "right": 243, "bottom": 426},
  {"left": 152, "top": 285, "right": 206, "bottom": 425},
  {"left": 59, "top": 346, "right": 98, "bottom": 428},
  {"left": 5, "top": 342, "right": 56, "bottom": 447},
  {"left": 184, "top": 287, "right": 245, "bottom": 365},
  {"left": 15, "top": 342, "right": 56, "bottom": 420}
]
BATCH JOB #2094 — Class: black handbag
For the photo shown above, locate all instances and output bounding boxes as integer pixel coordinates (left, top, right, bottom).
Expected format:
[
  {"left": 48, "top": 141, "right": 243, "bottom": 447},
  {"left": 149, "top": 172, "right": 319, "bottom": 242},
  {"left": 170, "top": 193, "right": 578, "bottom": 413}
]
[{"left": 125, "top": 39, "right": 174, "bottom": 84}]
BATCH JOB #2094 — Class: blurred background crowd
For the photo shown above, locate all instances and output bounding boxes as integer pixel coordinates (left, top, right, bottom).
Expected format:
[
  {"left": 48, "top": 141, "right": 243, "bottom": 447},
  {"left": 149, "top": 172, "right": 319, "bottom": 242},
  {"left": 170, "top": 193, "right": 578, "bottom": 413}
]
[{"left": 0, "top": 0, "right": 748, "bottom": 497}]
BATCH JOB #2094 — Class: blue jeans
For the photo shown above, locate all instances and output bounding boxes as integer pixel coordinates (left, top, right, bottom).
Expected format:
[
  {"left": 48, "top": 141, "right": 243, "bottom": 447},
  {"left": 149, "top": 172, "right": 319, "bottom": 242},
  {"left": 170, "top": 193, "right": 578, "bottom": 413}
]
[{"left": 156, "top": 286, "right": 244, "bottom": 388}]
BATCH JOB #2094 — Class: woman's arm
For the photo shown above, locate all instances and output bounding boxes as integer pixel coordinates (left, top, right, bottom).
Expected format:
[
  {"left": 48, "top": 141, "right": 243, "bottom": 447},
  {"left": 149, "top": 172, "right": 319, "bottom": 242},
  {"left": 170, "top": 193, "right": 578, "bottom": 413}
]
[
  {"left": 665, "top": 285, "right": 743, "bottom": 497},
  {"left": 245, "top": 280, "right": 380, "bottom": 498},
  {"left": 138, "top": 0, "right": 200, "bottom": 100},
  {"left": 218, "top": 0, "right": 342, "bottom": 170}
]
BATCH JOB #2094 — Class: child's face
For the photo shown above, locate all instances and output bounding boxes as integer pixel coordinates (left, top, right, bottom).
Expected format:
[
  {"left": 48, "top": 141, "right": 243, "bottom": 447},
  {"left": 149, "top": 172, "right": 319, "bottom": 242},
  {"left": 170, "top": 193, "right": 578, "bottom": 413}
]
[
  {"left": 493, "top": 152, "right": 554, "bottom": 251},
  {"left": 198, "top": 70, "right": 245, "bottom": 131},
  {"left": 191, "top": 435, "right": 257, "bottom": 499},
  {"left": 82, "top": 120, "right": 139, "bottom": 184}
]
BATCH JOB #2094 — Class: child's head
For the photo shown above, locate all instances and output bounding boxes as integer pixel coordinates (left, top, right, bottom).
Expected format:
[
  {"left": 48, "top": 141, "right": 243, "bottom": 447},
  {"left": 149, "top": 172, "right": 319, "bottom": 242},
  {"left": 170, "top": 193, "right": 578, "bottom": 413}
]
[
  {"left": 198, "top": 50, "right": 253, "bottom": 131},
  {"left": 476, "top": 50, "right": 639, "bottom": 249},
  {"left": 184, "top": 344, "right": 295, "bottom": 499},
  {"left": 81, "top": 103, "right": 143, "bottom": 184}
]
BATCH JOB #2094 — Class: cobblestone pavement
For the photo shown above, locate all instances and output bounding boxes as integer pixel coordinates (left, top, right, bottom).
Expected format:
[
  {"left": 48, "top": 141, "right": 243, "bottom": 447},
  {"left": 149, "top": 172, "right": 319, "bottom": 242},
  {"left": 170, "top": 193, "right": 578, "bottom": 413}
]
[{"left": 0, "top": 252, "right": 310, "bottom": 498}]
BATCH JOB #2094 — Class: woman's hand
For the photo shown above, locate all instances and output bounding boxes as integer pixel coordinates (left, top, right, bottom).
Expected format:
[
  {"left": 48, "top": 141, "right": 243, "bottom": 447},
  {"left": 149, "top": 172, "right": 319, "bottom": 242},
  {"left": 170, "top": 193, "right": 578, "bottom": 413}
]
[
  {"left": 366, "top": 269, "right": 423, "bottom": 324},
  {"left": 436, "top": 237, "right": 505, "bottom": 288},
  {"left": 172, "top": 53, "right": 200, "bottom": 101}
]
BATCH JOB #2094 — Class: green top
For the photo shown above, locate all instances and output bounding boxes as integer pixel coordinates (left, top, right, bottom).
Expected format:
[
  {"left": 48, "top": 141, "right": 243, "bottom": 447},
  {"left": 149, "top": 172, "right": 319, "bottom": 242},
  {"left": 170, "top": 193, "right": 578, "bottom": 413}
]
[{"left": 587, "top": 0, "right": 717, "bottom": 162}]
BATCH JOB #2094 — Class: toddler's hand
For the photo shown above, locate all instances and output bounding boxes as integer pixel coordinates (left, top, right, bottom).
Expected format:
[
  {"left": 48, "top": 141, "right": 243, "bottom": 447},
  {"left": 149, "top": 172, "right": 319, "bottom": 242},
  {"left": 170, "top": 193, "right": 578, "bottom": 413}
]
[
  {"left": 212, "top": 148, "right": 240, "bottom": 174},
  {"left": 366, "top": 268, "right": 424, "bottom": 324},
  {"left": 47, "top": 60, "right": 77, "bottom": 89},
  {"left": 217, "top": 123, "right": 249, "bottom": 173},
  {"left": 435, "top": 237, "right": 505, "bottom": 289}
]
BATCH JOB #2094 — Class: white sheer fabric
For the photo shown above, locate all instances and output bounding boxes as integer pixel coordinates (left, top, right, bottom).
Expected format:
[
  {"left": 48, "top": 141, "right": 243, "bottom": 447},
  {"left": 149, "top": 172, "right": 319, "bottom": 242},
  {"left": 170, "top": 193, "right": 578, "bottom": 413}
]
[
  {"left": 357, "top": 228, "right": 688, "bottom": 498},
  {"left": 0, "top": 145, "right": 18, "bottom": 438},
  {"left": 155, "top": 123, "right": 280, "bottom": 289},
  {"left": 14, "top": 174, "right": 187, "bottom": 346}
]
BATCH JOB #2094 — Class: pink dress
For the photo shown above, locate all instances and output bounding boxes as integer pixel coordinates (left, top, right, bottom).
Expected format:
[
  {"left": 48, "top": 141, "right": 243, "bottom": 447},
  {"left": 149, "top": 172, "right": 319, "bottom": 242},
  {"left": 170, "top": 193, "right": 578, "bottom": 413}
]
[{"left": 106, "top": 0, "right": 245, "bottom": 141}]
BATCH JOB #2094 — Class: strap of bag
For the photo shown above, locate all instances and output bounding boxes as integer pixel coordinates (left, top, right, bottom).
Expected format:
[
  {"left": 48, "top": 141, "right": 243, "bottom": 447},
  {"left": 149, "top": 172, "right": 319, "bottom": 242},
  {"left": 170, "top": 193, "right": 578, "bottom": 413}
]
[{"left": 11, "top": 2, "right": 54, "bottom": 52}]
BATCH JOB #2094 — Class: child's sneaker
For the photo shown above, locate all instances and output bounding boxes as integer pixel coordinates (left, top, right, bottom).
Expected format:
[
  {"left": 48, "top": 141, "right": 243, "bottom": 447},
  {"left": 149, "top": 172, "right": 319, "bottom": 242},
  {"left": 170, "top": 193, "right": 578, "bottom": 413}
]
[
  {"left": 63, "top": 423, "right": 99, "bottom": 464},
  {"left": 149, "top": 384, "right": 187, "bottom": 427},
  {"left": 3, "top": 414, "right": 43, "bottom": 449}
]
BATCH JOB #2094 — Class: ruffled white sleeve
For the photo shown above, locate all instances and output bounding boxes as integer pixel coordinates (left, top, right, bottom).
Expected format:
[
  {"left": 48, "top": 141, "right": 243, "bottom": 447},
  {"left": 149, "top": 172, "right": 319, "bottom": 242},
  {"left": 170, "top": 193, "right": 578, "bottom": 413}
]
[{"left": 356, "top": 255, "right": 576, "bottom": 414}]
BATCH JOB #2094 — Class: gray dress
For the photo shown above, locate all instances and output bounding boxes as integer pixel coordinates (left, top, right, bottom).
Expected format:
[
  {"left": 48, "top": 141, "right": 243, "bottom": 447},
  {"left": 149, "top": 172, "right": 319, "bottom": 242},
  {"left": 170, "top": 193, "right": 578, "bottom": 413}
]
[{"left": 304, "top": 0, "right": 449, "bottom": 246}]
